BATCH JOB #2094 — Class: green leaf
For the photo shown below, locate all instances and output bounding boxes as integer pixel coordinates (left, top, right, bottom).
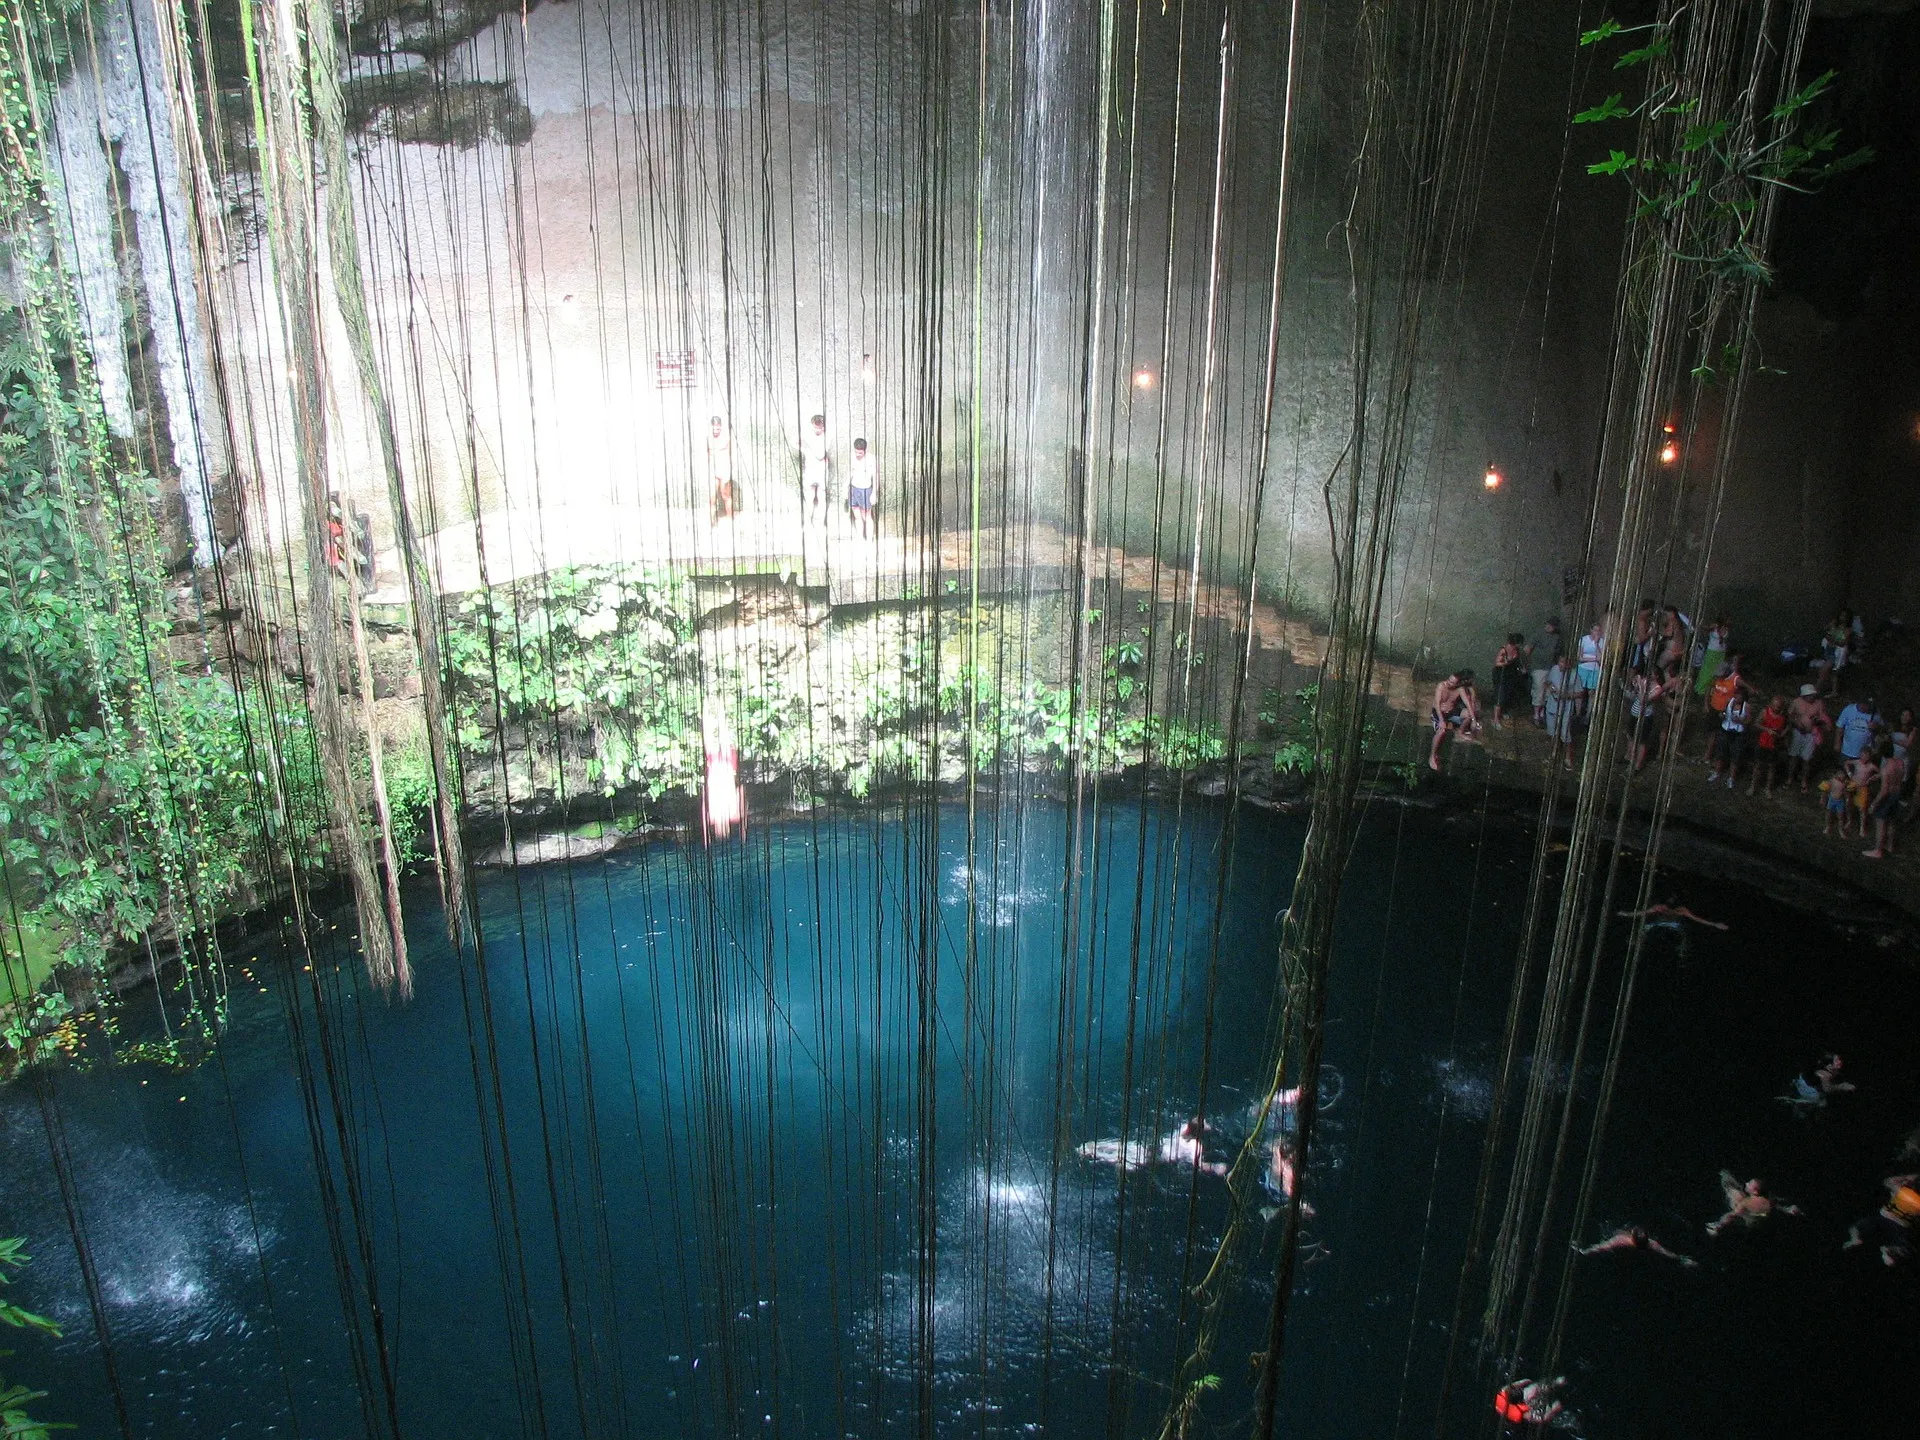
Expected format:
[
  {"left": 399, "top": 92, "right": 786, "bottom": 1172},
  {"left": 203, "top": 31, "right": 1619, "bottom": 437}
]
[
  {"left": 1587, "top": 149, "right": 1638, "bottom": 175},
  {"left": 1769, "top": 69, "right": 1835, "bottom": 121},
  {"left": 1579, "top": 18, "right": 1622, "bottom": 45},
  {"left": 1681, "top": 118, "right": 1729, "bottom": 151},
  {"left": 1572, "top": 92, "right": 1629, "bottom": 124},
  {"left": 1614, "top": 33, "right": 1670, "bottom": 68}
]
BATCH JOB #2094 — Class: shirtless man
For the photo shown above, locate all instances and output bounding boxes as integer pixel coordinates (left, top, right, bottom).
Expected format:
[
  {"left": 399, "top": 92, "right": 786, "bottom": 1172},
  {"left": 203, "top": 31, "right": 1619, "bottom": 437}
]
[
  {"left": 1428, "top": 669, "right": 1480, "bottom": 771},
  {"left": 1787, "top": 685, "right": 1830, "bottom": 793},
  {"left": 1576, "top": 1224, "right": 1698, "bottom": 1266},
  {"left": 1864, "top": 739, "right": 1905, "bottom": 859},
  {"left": 1707, "top": 1172, "right": 1802, "bottom": 1236},
  {"left": 801, "top": 412, "right": 830, "bottom": 526}
]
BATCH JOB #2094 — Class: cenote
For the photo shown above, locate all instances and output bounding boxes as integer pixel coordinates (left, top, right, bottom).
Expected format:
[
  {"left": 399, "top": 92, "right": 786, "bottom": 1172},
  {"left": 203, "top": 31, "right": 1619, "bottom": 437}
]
[
  {"left": 5, "top": 802, "right": 1916, "bottom": 1438},
  {"left": 8, "top": 0, "right": 1920, "bottom": 1434}
]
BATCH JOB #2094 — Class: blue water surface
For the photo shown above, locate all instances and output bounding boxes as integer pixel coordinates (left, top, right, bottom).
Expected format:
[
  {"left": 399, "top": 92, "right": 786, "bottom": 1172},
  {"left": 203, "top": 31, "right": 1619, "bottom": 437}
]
[{"left": 2, "top": 799, "right": 1915, "bottom": 1438}]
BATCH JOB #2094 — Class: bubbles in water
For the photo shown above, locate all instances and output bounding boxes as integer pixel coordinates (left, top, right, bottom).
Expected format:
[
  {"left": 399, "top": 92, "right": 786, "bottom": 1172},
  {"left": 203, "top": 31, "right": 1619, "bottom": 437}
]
[
  {"left": 0, "top": 1099, "right": 270, "bottom": 1345},
  {"left": 943, "top": 858, "right": 1046, "bottom": 929}
]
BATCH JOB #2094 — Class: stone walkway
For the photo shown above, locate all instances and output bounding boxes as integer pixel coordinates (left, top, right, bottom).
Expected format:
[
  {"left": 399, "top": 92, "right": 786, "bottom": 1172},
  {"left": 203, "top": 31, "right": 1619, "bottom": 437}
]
[
  {"left": 1446, "top": 710, "right": 1919, "bottom": 920},
  {"left": 381, "top": 502, "right": 1909, "bottom": 915}
]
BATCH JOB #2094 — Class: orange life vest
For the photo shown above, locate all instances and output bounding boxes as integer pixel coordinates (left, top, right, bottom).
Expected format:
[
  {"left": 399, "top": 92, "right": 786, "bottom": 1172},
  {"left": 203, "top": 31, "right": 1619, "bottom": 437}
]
[
  {"left": 1709, "top": 674, "right": 1738, "bottom": 713},
  {"left": 1495, "top": 1391, "right": 1528, "bottom": 1425}
]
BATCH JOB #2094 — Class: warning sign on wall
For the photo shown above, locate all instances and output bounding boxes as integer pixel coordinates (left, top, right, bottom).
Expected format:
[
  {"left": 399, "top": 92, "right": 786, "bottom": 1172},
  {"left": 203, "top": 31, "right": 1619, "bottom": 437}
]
[{"left": 653, "top": 349, "right": 698, "bottom": 389}]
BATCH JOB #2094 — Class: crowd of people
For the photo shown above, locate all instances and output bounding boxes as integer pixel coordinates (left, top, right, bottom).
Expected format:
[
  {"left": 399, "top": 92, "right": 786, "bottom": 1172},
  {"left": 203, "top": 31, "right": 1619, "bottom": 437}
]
[{"left": 1429, "top": 606, "right": 1914, "bottom": 861}]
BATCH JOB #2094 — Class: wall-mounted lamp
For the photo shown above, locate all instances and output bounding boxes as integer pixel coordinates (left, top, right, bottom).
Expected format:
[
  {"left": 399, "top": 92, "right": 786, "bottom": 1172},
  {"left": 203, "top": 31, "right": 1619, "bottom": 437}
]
[
  {"left": 1659, "top": 442, "right": 1680, "bottom": 465},
  {"left": 1483, "top": 465, "right": 1502, "bottom": 491},
  {"left": 1132, "top": 367, "right": 1157, "bottom": 391}
]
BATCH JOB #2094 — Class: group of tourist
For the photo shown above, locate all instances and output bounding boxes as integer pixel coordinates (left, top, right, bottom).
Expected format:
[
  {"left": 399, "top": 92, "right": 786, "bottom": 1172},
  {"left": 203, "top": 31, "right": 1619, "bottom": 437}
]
[
  {"left": 1428, "top": 607, "right": 1913, "bottom": 861},
  {"left": 705, "top": 411, "right": 880, "bottom": 538}
]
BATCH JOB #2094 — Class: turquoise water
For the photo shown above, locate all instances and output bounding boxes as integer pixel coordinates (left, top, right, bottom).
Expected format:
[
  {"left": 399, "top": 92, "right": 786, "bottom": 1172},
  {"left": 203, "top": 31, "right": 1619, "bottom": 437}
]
[{"left": 2, "top": 800, "right": 1916, "bottom": 1437}]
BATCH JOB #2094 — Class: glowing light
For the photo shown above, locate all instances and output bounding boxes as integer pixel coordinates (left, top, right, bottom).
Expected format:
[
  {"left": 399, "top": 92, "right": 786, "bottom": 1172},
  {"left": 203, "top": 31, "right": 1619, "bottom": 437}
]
[
  {"left": 1132, "top": 367, "right": 1156, "bottom": 391},
  {"left": 1660, "top": 442, "right": 1679, "bottom": 465},
  {"left": 1662, "top": 421, "right": 1676, "bottom": 433},
  {"left": 1483, "top": 466, "right": 1502, "bottom": 491},
  {"left": 860, "top": 353, "right": 875, "bottom": 386}
]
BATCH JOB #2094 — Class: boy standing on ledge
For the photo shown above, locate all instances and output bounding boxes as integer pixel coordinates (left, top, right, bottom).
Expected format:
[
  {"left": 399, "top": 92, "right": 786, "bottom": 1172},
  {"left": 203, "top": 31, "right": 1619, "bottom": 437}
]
[{"left": 848, "top": 437, "right": 877, "bottom": 540}]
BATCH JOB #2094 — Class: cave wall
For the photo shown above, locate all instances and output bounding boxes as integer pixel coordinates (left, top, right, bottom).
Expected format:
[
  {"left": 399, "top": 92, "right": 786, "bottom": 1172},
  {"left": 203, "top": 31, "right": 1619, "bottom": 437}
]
[{"left": 182, "top": 0, "right": 1877, "bottom": 691}]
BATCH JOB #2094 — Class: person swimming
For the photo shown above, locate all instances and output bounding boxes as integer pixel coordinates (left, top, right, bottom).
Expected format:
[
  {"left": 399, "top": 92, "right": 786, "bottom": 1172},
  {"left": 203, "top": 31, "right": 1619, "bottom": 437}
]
[
  {"left": 1494, "top": 1376, "right": 1566, "bottom": 1430},
  {"left": 1707, "top": 1172, "right": 1802, "bottom": 1236},
  {"left": 1078, "top": 1118, "right": 1227, "bottom": 1177},
  {"left": 1842, "top": 1175, "right": 1917, "bottom": 1268},
  {"left": 1618, "top": 901, "right": 1727, "bottom": 932},
  {"left": 1780, "top": 1053, "right": 1855, "bottom": 1108},
  {"left": 1576, "top": 1224, "right": 1698, "bottom": 1267}
]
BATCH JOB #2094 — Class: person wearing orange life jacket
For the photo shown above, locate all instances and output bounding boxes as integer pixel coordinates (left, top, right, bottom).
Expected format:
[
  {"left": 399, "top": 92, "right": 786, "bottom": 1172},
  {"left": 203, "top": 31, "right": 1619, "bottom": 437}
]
[
  {"left": 1494, "top": 1384, "right": 1528, "bottom": 1426},
  {"left": 1844, "top": 1175, "right": 1918, "bottom": 1267},
  {"left": 1494, "top": 1376, "right": 1564, "bottom": 1429},
  {"left": 1702, "top": 653, "right": 1748, "bottom": 771}
]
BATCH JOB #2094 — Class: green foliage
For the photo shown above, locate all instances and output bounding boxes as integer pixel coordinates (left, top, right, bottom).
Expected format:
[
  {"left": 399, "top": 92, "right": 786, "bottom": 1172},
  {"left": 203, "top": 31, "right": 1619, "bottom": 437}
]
[
  {"left": 1573, "top": 16, "right": 1871, "bottom": 287},
  {"left": 0, "top": 311, "right": 326, "bottom": 987},
  {"left": 445, "top": 565, "right": 702, "bottom": 799},
  {"left": 0, "top": 1242, "right": 56, "bottom": 1341},
  {"left": 0, "top": 1238, "right": 65, "bottom": 1439},
  {"left": 378, "top": 739, "right": 437, "bottom": 871}
]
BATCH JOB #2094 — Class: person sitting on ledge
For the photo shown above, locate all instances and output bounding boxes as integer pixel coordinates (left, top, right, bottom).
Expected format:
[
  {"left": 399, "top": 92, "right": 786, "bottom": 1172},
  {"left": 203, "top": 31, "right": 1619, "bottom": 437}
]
[
  {"left": 1576, "top": 1224, "right": 1698, "bottom": 1267},
  {"left": 1428, "top": 669, "right": 1481, "bottom": 771},
  {"left": 1707, "top": 1172, "right": 1801, "bottom": 1237},
  {"left": 1617, "top": 901, "right": 1726, "bottom": 932}
]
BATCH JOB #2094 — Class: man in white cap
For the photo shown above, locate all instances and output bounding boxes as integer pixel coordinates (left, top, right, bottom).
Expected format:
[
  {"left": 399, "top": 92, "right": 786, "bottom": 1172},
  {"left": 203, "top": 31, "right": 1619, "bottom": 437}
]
[{"left": 1786, "top": 684, "right": 1830, "bottom": 792}]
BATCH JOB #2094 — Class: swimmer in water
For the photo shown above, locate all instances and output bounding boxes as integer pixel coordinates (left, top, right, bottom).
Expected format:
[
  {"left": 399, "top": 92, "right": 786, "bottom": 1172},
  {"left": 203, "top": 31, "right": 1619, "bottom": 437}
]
[
  {"left": 1706, "top": 1172, "right": 1802, "bottom": 1237},
  {"left": 1843, "top": 1175, "right": 1918, "bottom": 1267},
  {"left": 1160, "top": 1117, "right": 1229, "bottom": 1177},
  {"left": 1264, "top": 1137, "right": 1316, "bottom": 1217},
  {"left": 1780, "top": 1053, "right": 1855, "bottom": 1108},
  {"left": 1617, "top": 902, "right": 1727, "bottom": 931},
  {"left": 1494, "top": 1376, "right": 1566, "bottom": 1430},
  {"left": 1079, "top": 1118, "right": 1226, "bottom": 1177},
  {"left": 1575, "top": 1224, "right": 1698, "bottom": 1266}
]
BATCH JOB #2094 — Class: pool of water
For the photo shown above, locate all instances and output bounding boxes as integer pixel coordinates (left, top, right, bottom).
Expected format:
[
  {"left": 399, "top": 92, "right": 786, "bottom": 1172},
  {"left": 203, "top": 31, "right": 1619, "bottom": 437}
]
[{"left": 2, "top": 800, "right": 1916, "bottom": 1438}]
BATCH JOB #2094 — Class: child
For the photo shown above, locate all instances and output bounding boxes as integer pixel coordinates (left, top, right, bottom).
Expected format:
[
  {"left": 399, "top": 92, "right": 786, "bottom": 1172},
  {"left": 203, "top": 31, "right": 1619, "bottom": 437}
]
[
  {"left": 1703, "top": 654, "right": 1745, "bottom": 771},
  {"left": 1715, "top": 687, "right": 1752, "bottom": 789},
  {"left": 847, "top": 437, "right": 878, "bottom": 540},
  {"left": 1843, "top": 748, "right": 1873, "bottom": 840},
  {"left": 1576, "top": 623, "right": 1604, "bottom": 717},
  {"left": 1822, "top": 769, "right": 1849, "bottom": 837},
  {"left": 1749, "top": 695, "right": 1788, "bottom": 796},
  {"left": 1846, "top": 747, "right": 1880, "bottom": 842}
]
